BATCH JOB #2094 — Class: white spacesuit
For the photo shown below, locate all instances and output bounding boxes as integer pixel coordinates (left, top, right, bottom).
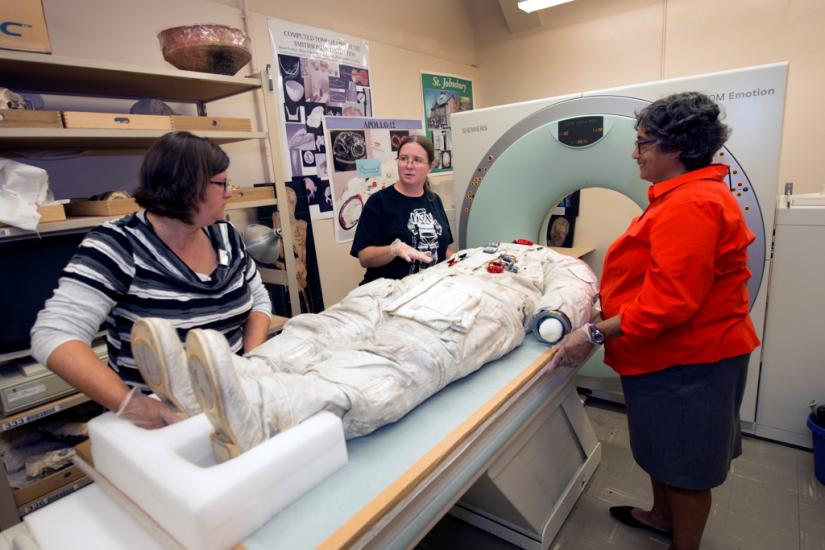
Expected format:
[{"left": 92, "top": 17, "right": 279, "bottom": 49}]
[{"left": 132, "top": 243, "right": 598, "bottom": 461}]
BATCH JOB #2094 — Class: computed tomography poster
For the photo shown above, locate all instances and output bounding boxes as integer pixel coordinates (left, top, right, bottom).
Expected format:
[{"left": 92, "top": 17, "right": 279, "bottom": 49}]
[{"left": 268, "top": 19, "right": 372, "bottom": 220}]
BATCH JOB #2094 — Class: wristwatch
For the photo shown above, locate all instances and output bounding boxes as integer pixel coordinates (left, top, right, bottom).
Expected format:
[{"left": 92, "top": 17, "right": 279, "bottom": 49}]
[{"left": 586, "top": 323, "right": 606, "bottom": 345}]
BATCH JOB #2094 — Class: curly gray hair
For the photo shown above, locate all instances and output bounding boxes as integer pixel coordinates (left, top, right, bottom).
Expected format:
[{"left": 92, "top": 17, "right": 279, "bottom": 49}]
[{"left": 635, "top": 92, "right": 731, "bottom": 171}]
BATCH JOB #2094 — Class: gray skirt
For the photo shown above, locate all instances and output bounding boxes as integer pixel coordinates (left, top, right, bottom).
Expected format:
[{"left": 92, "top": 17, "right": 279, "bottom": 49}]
[{"left": 620, "top": 354, "right": 750, "bottom": 491}]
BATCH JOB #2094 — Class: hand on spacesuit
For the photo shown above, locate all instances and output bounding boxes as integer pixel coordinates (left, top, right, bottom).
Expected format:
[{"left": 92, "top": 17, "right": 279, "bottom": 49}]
[
  {"left": 115, "top": 387, "right": 181, "bottom": 429},
  {"left": 390, "top": 238, "right": 433, "bottom": 264},
  {"left": 547, "top": 325, "right": 597, "bottom": 370}
]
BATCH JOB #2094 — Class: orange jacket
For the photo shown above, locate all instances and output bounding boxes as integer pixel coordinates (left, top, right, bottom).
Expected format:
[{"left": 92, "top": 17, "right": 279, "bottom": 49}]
[{"left": 600, "top": 164, "right": 760, "bottom": 376}]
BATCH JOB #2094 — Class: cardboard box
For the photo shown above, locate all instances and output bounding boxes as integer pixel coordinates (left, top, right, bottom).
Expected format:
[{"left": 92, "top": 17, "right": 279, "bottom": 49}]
[
  {"left": 62, "top": 112, "right": 172, "bottom": 131},
  {"left": 74, "top": 439, "right": 93, "bottom": 467},
  {"left": 0, "top": 203, "right": 65, "bottom": 228},
  {"left": 171, "top": 116, "right": 252, "bottom": 132},
  {"left": 13, "top": 464, "right": 85, "bottom": 507},
  {"left": 0, "top": 109, "right": 62, "bottom": 128},
  {"left": 37, "top": 202, "right": 66, "bottom": 223},
  {"left": 0, "top": 0, "right": 51, "bottom": 54},
  {"left": 65, "top": 198, "right": 138, "bottom": 217}
]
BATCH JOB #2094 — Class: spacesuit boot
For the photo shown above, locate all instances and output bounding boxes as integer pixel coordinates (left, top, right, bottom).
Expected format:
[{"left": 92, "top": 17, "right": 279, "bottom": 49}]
[
  {"left": 131, "top": 318, "right": 200, "bottom": 417},
  {"left": 186, "top": 328, "right": 269, "bottom": 462}
]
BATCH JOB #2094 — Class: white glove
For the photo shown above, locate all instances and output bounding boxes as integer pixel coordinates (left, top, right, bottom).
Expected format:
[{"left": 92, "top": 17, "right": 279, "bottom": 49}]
[
  {"left": 115, "top": 388, "right": 180, "bottom": 429},
  {"left": 547, "top": 325, "right": 598, "bottom": 370},
  {"left": 537, "top": 318, "right": 564, "bottom": 344},
  {"left": 390, "top": 238, "right": 433, "bottom": 264}
]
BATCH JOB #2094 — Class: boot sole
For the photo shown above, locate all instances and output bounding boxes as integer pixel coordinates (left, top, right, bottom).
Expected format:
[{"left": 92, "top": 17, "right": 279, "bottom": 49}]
[
  {"left": 186, "top": 329, "right": 243, "bottom": 458},
  {"left": 132, "top": 318, "right": 187, "bottom": 416}
]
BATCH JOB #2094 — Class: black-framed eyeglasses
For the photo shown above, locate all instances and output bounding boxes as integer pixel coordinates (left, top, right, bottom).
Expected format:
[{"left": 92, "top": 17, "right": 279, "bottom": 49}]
[
  {"left": 634, "top": 138, "right": 658, "bottom": 154},
  {"left": 208, "top": 178, "right": 232, "bottom": 192}
]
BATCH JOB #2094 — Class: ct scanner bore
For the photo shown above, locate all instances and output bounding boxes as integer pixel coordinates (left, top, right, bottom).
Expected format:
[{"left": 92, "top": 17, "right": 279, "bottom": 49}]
[{"left": 458, "top": 95, "right": 765, "bottom": 306}]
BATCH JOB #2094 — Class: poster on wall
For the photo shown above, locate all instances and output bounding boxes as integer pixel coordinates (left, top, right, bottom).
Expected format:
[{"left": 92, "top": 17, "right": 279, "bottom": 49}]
[
  {"left": 268, "top": 18, "right": 372, "bottom": 221},
  {"left": 324, "top": 116, "right": 425, "bottom": 243},
  {"left": 545, "top": 191, "right": 580, "bottom": 248},
  {"left": 420, "top": 72, "right": 474, "bottom": 174}
]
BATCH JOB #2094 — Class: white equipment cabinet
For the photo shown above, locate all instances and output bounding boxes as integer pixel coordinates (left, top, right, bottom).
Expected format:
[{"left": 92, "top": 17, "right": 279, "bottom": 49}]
[{"left": 755, "top": 199, "right": 825, "bottom": 448}]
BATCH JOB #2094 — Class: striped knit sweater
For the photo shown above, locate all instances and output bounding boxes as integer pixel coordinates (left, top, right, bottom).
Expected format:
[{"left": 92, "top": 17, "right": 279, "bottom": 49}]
[{"left": 31, "top": 211, "right": 271, "bottom": 386}]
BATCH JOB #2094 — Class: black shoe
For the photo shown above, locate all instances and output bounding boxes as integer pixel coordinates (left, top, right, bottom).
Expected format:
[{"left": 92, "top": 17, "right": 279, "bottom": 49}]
[{"left": 609, "top": 506, "right": 673, "bottom": 538}]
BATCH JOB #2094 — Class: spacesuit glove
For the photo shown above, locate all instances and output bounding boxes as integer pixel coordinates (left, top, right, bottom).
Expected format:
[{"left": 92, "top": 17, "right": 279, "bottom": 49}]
[
  {"left": 547, "top": 325, "right": 597, "bottom": 370},
  {"left": 115, "top": 387, "right": 181, "bottom": 429},
  {"left": 390, "top": 238, "right": 433, "bottom": 264}
]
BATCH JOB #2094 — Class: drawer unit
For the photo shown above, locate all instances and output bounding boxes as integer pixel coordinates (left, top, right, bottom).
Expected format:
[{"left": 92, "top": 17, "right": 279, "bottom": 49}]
[
  {"left": 62, "top": 112, "right": 171, "bottom": 130},
  {"left": 0, "top": 110, "right": 62, "bottom": 128},
  {"left": 171, "top": 115, "right": 252, "bottom": 132}
]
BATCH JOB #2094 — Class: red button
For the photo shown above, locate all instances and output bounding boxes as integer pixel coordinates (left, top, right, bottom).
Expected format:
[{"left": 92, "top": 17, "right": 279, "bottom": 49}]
[{"left": 487, "top": 261, "right": 504, "bottom": 273}]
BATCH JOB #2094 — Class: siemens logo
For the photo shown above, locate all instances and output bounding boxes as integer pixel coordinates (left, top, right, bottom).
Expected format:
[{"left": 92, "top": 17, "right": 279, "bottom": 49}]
[
  {"left": 1, "top": 21, "right": 32, "bottom": 37},
  {"left": 462, "top": 125, "right": 488, "bottom": 134}
]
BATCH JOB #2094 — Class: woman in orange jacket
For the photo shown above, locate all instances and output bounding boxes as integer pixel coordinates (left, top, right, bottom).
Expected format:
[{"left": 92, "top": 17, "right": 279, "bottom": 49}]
[{"left": 550, "top": 92, "right": 759, "bottom": 550}]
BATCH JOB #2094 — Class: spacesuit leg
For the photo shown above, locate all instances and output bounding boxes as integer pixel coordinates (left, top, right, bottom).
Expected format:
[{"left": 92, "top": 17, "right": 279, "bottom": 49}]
[
  {"left": 246, "top": 278, "right": 400, "bottom": 374},
  {"left": 186, "top": 328, "right": 351, "bottom": 462}
]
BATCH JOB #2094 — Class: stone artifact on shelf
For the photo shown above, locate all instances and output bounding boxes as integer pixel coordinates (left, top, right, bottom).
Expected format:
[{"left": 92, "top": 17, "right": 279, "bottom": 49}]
[{"left": 158, "top": 24, "right": 252, "bottom": 76}]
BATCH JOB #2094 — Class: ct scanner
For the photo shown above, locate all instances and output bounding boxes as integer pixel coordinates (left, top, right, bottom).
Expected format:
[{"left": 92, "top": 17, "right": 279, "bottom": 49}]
[{"left": 451, "top": 62, "right": 788, "bottom": 433}]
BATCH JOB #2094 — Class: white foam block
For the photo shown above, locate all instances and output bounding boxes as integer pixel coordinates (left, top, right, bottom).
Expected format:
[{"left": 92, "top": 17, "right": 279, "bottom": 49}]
[
  {"left": 88, "top": 411, "right": 347, "bottom": 550},
  {"left": 25, "top": 484, "right": 168, "bottom": 550}
]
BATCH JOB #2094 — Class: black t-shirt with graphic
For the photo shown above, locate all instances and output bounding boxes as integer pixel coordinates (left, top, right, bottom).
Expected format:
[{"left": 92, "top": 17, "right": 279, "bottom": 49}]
[{"left": 350, "top": 185, "right": 453, "bottom": 285}]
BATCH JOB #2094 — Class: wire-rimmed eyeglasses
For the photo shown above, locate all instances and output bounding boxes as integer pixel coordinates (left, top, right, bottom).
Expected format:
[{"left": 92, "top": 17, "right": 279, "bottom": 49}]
[
  {"left": 398, "top": 155, "right": 427, "bottom": 167},
  {"left": 634, "top": 138, "right": 658, "bottom": 155}
]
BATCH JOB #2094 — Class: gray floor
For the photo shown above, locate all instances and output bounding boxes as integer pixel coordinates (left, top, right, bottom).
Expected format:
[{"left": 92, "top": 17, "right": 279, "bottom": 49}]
[{"left": 420, "top": 401, "right": 825, "bottom": 550}]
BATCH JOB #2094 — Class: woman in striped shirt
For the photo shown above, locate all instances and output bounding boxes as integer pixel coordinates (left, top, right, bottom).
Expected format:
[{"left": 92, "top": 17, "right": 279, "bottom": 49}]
[{"left": 31, "top": 132, "right": 271, "bottom": 429}]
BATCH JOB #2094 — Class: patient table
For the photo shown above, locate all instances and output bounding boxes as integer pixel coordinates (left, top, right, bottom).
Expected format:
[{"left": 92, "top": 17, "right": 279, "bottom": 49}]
[{"left": 24, "top": 337, "right": 601, "bottom": 549}]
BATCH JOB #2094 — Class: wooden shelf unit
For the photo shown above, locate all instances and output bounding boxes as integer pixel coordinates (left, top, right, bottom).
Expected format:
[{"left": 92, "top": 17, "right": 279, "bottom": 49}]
[
  {"left": 0, "top": 128, "right": 268, "bottom": 150},
  {"left": 0, "top": 198, "right": 278, "bottom": 239},
  {"left": 0, "top": 50, "right": 302, "bottom": 530},
  {"left": 0, "top": 50, "right": 262, "bottom": 102}
]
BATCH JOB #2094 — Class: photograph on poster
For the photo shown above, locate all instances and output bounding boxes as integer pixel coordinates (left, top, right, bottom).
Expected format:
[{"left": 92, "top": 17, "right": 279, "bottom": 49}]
[
  {"left": 325, "top": 117, "right": 424, "bottom": 243},
  {"left": 340, "top": 64, "right": 370, "bottom": 86},
  {"left": 284, "top": 103, "right": 304, "bottom": 123},
  {"left": 543, "top": 191, "right": 580, "bottom": 247},
  {"left": 269, "top": 19, "right": 372, "bottom": 219},
  {"left": 300, "top": 175, "right": 333, "bottom": 214},
  {"left": 389, "top": 130, "right": 410, "bottom": 152},
  {"left": 547, "top": 214, "right": 576, "bottom": 248},
  {"left": 331, "top": 130, "right": 367, "bottom": 172},
  {"left": 316, "top": 153, "right": 328, "bottom": 179}
]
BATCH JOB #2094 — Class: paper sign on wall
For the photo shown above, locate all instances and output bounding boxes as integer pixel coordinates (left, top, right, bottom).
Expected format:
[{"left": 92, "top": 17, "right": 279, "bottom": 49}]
[
  {"left": 268, "top": 18, "right": 372, "bottom": 220},
  {"left": 421, "top": 72, "right": 474, "bottom": 174}
]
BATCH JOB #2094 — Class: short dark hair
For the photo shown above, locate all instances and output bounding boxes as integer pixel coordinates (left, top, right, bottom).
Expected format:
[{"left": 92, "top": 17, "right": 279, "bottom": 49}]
[
  {"left": 635, "top": 92, "right": 731, "bottom": 171},
  {"left": 397, "top": 135, "right": 437, "bottom": 199},
  {"left": 133, "top": 131, "right": 229, "bottom": 224}
]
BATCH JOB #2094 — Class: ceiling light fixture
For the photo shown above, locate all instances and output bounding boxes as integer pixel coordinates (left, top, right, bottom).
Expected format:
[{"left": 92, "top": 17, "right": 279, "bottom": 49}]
[{"left": 517, "top": 0, "right": 575, "bottom": 13}]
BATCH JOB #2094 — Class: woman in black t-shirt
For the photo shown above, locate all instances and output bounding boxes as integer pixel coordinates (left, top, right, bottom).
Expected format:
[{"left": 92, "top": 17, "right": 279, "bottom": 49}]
[{"left": 350, "top": 135, "right": 453, "bottom": 284}]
